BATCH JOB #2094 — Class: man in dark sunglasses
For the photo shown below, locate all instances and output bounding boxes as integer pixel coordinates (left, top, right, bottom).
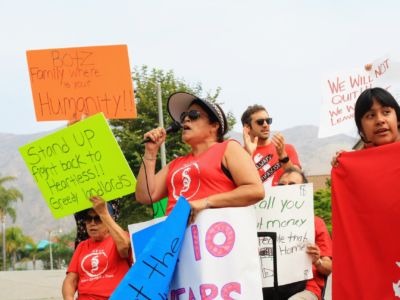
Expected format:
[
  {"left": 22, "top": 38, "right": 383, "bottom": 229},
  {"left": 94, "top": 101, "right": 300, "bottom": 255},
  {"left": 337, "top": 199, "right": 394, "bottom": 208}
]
[
  {"left": 62, "top": 196, "right": 132, "bottom": 300},
  {"left": 241, "top": 104, "right": 301, "bottom": 187}
]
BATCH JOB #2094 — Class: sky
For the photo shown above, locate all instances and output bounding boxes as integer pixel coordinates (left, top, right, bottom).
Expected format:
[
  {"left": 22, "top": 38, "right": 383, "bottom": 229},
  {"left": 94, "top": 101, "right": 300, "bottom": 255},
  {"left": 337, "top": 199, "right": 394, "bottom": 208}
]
[{"left": 1, "top": 0, "right": 400, "bottom": 135}]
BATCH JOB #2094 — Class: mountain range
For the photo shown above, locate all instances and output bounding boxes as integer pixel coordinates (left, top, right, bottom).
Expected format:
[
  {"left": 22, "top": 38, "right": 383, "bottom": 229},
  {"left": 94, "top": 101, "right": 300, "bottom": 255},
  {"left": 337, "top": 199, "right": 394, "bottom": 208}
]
[{"left": 0, "top": 125, "right": 357, "bottom": 241}]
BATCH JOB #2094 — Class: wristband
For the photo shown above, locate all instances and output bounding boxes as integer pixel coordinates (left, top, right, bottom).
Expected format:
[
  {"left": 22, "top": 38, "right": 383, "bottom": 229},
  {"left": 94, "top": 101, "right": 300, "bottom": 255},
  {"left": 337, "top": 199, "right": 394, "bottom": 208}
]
[
  {"left": 143, "top": 156, "right": 157, "bottom": 161},
  {"left": 279, "top": 156, "right": 290, "bottom": 164}
]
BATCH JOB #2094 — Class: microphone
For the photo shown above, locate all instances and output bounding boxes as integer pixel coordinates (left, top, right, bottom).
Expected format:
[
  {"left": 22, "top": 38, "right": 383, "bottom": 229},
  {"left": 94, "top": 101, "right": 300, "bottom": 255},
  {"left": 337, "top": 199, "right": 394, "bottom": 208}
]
[{"left": 141, "top": 121, "right": 182, "bottom": 144}]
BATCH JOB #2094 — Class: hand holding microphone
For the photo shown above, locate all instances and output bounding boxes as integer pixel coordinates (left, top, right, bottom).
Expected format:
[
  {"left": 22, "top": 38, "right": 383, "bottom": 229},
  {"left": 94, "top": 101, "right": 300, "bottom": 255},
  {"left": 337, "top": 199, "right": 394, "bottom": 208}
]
[{"left": 141, "top": 121, "right": 181, "bottom": 144}]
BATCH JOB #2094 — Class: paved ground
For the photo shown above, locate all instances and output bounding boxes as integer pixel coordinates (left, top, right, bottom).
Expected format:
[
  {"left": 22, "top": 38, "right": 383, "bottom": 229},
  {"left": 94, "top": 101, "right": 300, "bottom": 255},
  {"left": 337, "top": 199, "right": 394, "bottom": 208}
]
[
  {"left": 0, "top": 270, "right": 331, "bottom": 299},
  {"left": 0, "top": 270, "right": 65, "bottom": 300}
]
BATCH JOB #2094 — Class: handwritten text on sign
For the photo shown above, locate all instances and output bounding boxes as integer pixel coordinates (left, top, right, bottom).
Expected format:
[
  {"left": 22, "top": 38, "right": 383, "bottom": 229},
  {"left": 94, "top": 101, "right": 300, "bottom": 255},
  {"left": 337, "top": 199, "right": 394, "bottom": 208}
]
[
  {"left": 26, "top": 45, "right": 136, "bottom": 121},
  {"left": 19, "top": 113, "right": 136, "bottom": 218},
  {"left": 318, "top": 56, "right": 400, "bottom": 138},
  {"left": 255, "top": 183, "right": 314, "bottom": 287}
]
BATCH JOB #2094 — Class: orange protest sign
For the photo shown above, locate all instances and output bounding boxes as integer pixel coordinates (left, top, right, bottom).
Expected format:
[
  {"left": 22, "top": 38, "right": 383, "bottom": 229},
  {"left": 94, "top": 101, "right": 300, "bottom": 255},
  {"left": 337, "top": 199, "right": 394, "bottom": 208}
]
[{"left": 26, "top": 45, "right": 136, "bottom": 121}]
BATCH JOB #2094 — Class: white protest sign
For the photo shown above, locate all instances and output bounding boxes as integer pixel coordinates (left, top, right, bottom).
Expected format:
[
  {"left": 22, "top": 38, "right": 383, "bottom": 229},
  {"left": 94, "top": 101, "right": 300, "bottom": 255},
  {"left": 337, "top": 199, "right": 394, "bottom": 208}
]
[
  {"left": 130, "top": 206, "right": 263, "bottom": 300},
  {"left": 255, "top": 183, "right": 314, "bottom": 287},
  {"left": 318, "top": 56, "right": 400, "bottom": 138},
  {"left": 170, "top": 206, "right": 262, "bottom": 299}
]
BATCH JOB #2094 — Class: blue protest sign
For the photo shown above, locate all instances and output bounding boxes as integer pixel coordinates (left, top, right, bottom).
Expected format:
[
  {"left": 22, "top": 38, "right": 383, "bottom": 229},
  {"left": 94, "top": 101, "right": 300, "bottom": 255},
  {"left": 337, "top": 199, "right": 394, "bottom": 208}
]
[{"left": 111, "top": 196, "right": 190, "bottom": 299}]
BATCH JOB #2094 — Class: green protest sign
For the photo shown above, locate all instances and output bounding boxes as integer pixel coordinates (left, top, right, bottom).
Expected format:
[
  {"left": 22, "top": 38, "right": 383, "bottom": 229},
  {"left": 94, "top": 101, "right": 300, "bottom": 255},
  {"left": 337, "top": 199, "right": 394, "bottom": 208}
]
[
  {"left": 152, "top": 197, "right": 168, "bottom": 218},
  {"left": 19, "top": 113, "right": 136, "bottom": 219}
]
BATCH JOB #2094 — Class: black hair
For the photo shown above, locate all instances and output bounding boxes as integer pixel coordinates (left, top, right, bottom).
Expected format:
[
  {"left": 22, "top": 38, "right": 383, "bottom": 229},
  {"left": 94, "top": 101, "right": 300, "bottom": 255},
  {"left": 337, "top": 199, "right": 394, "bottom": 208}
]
[
  {"left": 191, "top": 99, "right": 226, "bottom": 142},
  {"left": 279, "top": 167, "right": 308, "bottom": 184},
  {"left": 354, "top": 88, "right": 400, "bottom": 141},
  {"left": 241, "top": 104, "right": 267, "bottom": 126}
]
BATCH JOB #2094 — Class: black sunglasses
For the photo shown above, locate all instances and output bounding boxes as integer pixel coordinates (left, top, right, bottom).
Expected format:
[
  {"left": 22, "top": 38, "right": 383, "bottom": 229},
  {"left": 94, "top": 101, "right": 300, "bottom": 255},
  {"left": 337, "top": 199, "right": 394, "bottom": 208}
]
[
  {"left": 255, "top": 118, "right": 273, "bottom": 126},
  {"left": 180, "top": 110, "right": 201, "bottom": 123},
  {"left": 84, "top": 215, "right": 102, "bottom": 224}
]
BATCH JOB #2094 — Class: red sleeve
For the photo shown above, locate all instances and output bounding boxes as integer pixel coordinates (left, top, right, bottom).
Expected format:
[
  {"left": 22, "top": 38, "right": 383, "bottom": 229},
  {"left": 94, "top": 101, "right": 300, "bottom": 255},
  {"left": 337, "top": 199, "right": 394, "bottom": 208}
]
[
  {"left": 67, "top": 242, "right": 83, "bottom": 274},
  {"left": 285, "top": 144, "right": 301, "bottom": 167},
  {"left": 314, "top": 216, "right": 332, "bottom": 258}
]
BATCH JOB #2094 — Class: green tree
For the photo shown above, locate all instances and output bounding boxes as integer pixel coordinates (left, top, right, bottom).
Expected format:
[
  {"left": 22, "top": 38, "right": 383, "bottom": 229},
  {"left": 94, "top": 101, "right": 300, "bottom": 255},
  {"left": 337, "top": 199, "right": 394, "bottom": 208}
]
[
  {"left": 0, "top": 176, "right": 23, "bottom": 271},
  {"left": 110, "top": 66, "right": 235, "bottom": 228},
  {"left": 53, "top": 230, "right": 75, "bottom": 269},
  {"left": 24, "top": 236, "right": 39, "bottom": 270},
  {"left": 36, "top": 230, "right": 75, "bottom": 270},
  {"left": 314, "top": 178, "right": 332, "bottom": 233},
  {"left": 5, "top": 227, "right": 29, "bottom": 270}
]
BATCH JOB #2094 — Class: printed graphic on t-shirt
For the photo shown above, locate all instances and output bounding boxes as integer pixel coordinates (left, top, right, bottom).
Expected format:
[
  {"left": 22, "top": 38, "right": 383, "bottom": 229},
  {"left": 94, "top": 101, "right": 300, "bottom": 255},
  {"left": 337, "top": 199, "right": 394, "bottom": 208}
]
[
  {"left": 253, "top": 153, "right": 281, "bottom": 184},
  {"left": 170, "top": 162, "right": 201, "bottom": 200},
  {"left": 81, "top": 250, "right": 109, "bottom": 279}
]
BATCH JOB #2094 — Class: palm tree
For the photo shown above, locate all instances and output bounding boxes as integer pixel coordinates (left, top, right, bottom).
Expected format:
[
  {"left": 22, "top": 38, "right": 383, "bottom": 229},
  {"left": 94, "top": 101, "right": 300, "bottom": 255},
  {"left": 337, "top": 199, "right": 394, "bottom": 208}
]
[
  {"left": 24, "top": 236, "right": 39, "bottom": 270},
  {"left": 0, "top": 176, "right": 23, "bottom": 271},
  {"left": 5, "top": 227, "right": 28, "bottom": 270}
]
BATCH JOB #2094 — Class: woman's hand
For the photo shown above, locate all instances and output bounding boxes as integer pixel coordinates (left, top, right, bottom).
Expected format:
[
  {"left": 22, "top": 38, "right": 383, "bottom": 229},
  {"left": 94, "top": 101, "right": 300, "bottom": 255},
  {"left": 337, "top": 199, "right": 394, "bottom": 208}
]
[
  {"left": 143, "top": 127, "right": 167, "bottom": 155},
  {"left": 89, "top": 196, "right": 108, "bottom": 218},
  {"left": 331, "top": 150, "right": 345, "bottom": 167},
  {"left": 188, "top": 198, "right": 209, "bottom": 224}
]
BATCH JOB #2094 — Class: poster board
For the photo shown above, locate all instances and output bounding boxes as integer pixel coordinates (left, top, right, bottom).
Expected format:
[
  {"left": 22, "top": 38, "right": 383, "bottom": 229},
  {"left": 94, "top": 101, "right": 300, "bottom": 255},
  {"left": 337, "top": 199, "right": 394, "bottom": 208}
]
[
  {"left": 255, "top": 183, "right": 315, "bottom": 287},
  {"left": 318, "top": 55, "right": 400, "bottom": 137},
  {"left": 19, "top": 113, "right": 136, "bottom": 218},
  {"left": 128, "top": 206, "right": 263, "bottom": 299},
  {"left": 26, "top": 44, "right": 136, "bottom": 121}
]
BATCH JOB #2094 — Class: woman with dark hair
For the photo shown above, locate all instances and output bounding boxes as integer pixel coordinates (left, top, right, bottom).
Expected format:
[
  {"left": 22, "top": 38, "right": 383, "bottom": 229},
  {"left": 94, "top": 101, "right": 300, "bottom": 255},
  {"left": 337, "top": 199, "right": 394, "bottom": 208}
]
[
  {"left": 135, "top": 92, "right": 264, "bottom": 222},
  {"left": 354, "top": 87, "right": 400, "bottom": 146},
  {"left": 332, "top": 87, "right": 400, "bottom": 166}
]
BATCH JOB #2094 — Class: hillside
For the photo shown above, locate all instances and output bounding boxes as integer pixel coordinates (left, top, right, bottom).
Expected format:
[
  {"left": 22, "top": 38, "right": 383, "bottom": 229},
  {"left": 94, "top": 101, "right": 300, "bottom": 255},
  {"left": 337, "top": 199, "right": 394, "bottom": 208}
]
[{"left": 0, "top": 125, "right": 357, "bottom": 241}]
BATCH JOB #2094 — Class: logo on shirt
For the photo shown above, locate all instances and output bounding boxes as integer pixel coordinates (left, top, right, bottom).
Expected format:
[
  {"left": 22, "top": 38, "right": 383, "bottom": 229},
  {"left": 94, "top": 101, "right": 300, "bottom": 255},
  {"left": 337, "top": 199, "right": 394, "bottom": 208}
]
[
  {"left": 81, "top": 250, "right": 109, "bottom": 278},
  {"left": 171, "top": 162, "right": 201, "bottom": 200}
]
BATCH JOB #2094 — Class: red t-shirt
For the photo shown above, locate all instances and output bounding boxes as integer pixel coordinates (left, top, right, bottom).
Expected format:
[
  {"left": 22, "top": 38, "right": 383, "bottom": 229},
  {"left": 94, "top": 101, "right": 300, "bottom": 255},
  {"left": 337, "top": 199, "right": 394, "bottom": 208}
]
[
  {"left": 166, "top": 140, "right": 237, "bottom": 214},
  {"left": 252, "top": 143, "right": 300, "bottom": 187},
  {"left": 306, "top": 216, "right": 332, "bottom": 300},
  {"left": 67, "top": 235, "right": 131, "bottom": 299}
]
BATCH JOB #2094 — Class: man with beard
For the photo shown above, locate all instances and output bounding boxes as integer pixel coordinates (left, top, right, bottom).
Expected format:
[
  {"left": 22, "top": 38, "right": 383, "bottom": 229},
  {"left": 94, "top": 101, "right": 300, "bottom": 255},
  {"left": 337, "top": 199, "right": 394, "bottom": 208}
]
[{"left": 241, "top": 104, "right": 301, "bottom": 187}]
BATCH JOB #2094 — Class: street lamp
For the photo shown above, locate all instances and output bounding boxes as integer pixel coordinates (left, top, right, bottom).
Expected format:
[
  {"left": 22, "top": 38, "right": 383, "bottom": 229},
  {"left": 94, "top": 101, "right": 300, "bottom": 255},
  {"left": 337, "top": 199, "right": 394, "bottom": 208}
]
[
  {"left": 48, "top": 229, "right": 62, "bottom": 270},
  {"left": 156, "top": 82, "right": 167, "bottom": 167}
]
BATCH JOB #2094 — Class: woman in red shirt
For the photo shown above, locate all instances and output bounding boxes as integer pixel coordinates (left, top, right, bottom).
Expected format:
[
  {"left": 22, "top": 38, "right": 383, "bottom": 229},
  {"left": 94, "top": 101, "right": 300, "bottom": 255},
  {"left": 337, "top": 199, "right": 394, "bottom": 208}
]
[{"left": 135, "top": 92, "right": 264, "bottom": 221}]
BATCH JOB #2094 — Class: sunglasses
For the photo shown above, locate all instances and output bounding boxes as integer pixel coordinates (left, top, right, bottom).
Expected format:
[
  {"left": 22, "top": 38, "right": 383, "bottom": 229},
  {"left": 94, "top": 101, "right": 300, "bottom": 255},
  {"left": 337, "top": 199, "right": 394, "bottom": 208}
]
[
  {"left": 255, "top": 118, "right": 273, "bottom": 126},
  {"left": 180, "top": 110, "right": 201, "bottom": 123},
  {"left": 84, "top": 215, "right": 102, "bottom": 224}
]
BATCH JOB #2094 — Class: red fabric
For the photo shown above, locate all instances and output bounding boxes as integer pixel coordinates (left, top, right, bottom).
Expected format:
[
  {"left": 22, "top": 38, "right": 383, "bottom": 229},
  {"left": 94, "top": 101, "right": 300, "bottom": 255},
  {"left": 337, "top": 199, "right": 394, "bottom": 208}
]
[
  {"left": 67, "top": 235, "right": 131, "bottom": 299},
  {"left": 305, "top": 217, "right": 332, "bottom": 300},
  {"left": 332, "top": 142, "right": 400, "bottom": 299},
  {"left": 252, "top": 143, "right": 300, "bottom": 186},
  {"left": 166, "top": 140, "right": 237, "bottom": 214}
]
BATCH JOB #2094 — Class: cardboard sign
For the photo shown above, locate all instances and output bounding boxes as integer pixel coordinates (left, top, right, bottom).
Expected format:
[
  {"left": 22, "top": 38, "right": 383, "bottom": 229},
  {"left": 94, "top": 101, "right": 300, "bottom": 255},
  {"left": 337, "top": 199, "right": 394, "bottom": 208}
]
[
  {"left": 254, "top": 184, "right": 314, "bottom": 287},
  {"left": 26, "top": 45, "right": 136, "bottom": 121},
  {"left": 19, "top": 113, "right": 136, "bottom": 218},
  {"left": 318, "top": 55, "right": 400, "bottom": 138},
  {"left": 128, "top": 206, "right": 263, "bottom": 299},
  {"left": 112, "top": 197, "right": 190, "bottom": 300}
]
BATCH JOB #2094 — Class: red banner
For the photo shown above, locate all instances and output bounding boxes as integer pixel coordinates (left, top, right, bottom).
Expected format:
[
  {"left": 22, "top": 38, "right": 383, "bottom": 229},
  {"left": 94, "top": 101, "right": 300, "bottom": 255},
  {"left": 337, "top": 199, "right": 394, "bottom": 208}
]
[{"left": 332, "top": 142, "right": 400, "bottom": 299}]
